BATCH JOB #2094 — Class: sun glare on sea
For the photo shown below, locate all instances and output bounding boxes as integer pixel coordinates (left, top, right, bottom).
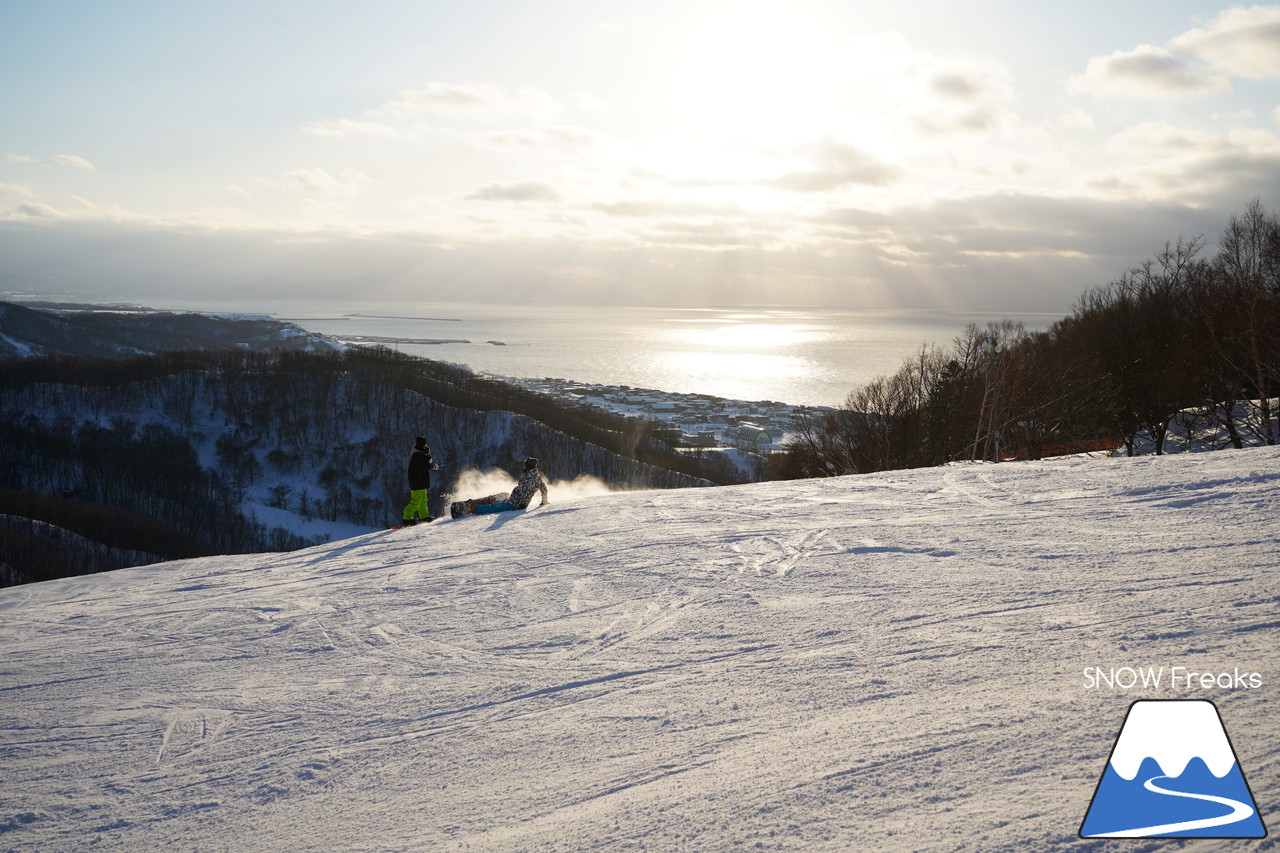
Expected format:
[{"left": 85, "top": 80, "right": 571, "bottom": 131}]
[
  {"left": 656, "top": 351, "right": 813, "bottom": 400},
  {"left": 708, "top": 322, "right": 809, "bottom": 348},
  {"left": 656, "top": 313, "right": 825, "bottom": 398},
  {"left": 677, "top": 2, "right": 833, "bottom": 144},
  {"left": 667, "top": 315, "right": 818, "bottom": 350}
]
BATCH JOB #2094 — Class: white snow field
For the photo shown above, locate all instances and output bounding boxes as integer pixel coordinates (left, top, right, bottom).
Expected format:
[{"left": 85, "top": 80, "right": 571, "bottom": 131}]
[{"left": 2, "top": 449, "right": 1278, "bottom": 852}]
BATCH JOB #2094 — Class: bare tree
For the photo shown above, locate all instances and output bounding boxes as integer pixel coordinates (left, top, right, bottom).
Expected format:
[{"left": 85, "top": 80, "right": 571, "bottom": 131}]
[{"left": 1217, "top": 199, "right": 1280, "bottom": 445}]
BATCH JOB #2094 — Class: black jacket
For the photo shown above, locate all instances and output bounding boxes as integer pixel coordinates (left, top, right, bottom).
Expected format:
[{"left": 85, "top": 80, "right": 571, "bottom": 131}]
[{"left": 407, "top": 447, "right": 435, "bottom": 490}]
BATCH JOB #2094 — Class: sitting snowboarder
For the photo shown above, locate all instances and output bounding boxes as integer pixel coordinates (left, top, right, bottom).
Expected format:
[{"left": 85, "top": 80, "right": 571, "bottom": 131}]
[{"left": 453, "top": 457, "right": 549, "bottom": 517}]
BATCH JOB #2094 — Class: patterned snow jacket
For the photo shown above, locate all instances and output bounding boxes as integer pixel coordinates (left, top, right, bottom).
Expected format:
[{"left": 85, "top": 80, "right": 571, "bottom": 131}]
[{"left": 508, "top": 468, "right": 548, "bottom": 510}]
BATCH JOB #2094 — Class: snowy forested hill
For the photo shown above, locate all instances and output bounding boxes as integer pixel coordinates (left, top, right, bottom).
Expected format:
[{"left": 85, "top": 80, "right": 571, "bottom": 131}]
[
  {"left": 1, "top": 448, "right": 1277, "bottom": 851},
  {"left": 1, "top": 348, "right": 719, "bottom": 585}
]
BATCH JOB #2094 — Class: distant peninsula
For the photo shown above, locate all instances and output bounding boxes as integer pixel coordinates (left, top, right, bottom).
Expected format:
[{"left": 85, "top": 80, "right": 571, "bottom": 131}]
[{"left": 344, "top": 313, "right": 461, "bottom": 322}]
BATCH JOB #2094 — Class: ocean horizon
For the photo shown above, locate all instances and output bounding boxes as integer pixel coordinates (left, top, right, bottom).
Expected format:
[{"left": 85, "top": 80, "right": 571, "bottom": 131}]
[{"left": 115, "top": 299, "right": 1061, "bottom": 407}]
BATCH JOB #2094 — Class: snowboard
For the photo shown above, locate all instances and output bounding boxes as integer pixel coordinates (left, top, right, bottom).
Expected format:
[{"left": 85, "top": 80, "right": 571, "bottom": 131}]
[{"left": 450, "top": 492, "right": 510, "bottom": 519}]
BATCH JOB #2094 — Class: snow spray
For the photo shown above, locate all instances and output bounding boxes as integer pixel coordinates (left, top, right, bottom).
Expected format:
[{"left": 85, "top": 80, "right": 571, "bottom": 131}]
[{"left": 448, "top": 468, "right": 638, "bottom": 503}]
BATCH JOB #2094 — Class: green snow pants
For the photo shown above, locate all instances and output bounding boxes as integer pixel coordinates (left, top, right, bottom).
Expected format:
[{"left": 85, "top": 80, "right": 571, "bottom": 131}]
[{"left": 403, "top": 489, "right": 430, "bottom": 521}]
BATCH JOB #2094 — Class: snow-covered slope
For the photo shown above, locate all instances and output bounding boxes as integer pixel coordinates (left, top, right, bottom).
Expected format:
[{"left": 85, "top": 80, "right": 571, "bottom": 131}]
[{"left": 1, "top": 449, "right": 1277, "bottom": 851}]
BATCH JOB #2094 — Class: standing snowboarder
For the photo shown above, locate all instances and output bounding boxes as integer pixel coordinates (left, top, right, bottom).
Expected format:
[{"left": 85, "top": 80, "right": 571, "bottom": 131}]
[{"left": 402, "top": 436, "right": 439, "bottom": 525}]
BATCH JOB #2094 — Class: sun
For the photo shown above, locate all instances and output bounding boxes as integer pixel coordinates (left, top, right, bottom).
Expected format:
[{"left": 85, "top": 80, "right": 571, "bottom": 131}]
[{"left": 677, "top": 2, "right": 834, "bottom": 145}]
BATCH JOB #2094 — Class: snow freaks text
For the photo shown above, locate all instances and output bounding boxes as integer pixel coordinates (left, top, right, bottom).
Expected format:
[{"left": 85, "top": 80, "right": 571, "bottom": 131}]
[{"left": 1082, "top": 666, "right": 1264, "bottom": 691}]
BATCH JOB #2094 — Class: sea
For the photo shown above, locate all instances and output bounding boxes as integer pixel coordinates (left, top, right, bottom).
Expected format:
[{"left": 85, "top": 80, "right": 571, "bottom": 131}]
[{"left": 143, "top": 300, "right": 1059, "bottom": 408}]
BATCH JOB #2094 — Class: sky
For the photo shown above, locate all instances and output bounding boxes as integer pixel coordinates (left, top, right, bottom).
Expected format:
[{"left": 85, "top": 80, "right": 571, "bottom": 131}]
[{"left": 1, "top": 0, "right": 1279, "bottom": 311}]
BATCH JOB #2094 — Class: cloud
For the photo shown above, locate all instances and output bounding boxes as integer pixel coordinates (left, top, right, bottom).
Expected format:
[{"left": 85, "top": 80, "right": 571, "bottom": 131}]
[
  {"left": 15, "top": 201, "right": 58, "bottom": 217},
  {"left": 301, "top": 118, "right": 404, "bottom": 138},
  {"left": 769, "top": 167, "right": 898, "bottom": 193},
  {"left": 767, "top": 138, "right": 902, "bottom": 192},
  {"left": 282, "top": 167, "right": 373, "bottom": 197},
  {"left": 1170, "top": 5, "right": 1280, "bottom": 78},
  {"left": 0, "top": 182, "right": 33, "bottom": 198},
  {"left": 0, "top": 190, "right": 1252, "bottom": 314},
  {"left": 375, "top": 82, "right": 561, "bottom": 122},
  {"left": 52, "top": 154, "right": 95, "bottom": 170},
  {"left": 467, "top": 124, "right": 605, "bottom": 155},
  {"left": 465, "top": 180, "right": 560, "bottom": 202},
  {"left": 817, "top": 206, "right": 891, "bottom": 233},
  {"left": 1069, "top": 45, "right": 1229, "bottom": 99},
  {"left": 590, "top": 199, "right": 741, "bottom": 218},
  {"left": 0, "top": 192, "right": 335, "bottom": 231},
  {"left": 8, "top": 153, "right": 96, "bottom": 169},
  {"left": 930, "top": 72, "right": 986, "bottom": 100},
  {"left": 1071, "top": 7, "right": 1280, "bottom": 102},
  {"left": 298, "top": 198, "right": 348, "bottom": 216},
  {"left": 301, "top": 82, "right": 567, "bottom": 147},
  {"left": 820, "top": 194, "right": 1223, "bottom": 260},
  {"left": 1211, "top": 108, "right": 1257, "bottom": 123},
  {"left": 805, "top": 193, "right": 1231, "bottom": 311},
  {"left": 836, "top": 32, "right": 1017, "bottom": 137},
  {"left": 1192, "top": 148, "right": 1280, "bottom": 198},
  {"left": 916, "top": 69, "right": 1016, "bottom": 133},
  {"left": 1098, "top": 122, "right": 1280, "bottom": 205},
  {"left": 641, "top": 220, "right": 766, "bottom": 249}
]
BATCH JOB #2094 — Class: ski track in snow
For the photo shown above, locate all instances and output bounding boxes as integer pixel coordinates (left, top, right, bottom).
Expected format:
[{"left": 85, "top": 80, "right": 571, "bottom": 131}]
[{"left": 0, "top": 450, "right": 1278, "bottom": 851}]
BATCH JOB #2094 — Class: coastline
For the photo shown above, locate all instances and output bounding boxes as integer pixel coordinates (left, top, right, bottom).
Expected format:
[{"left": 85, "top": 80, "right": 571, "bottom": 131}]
[{"left": 492, "top": 373, "right": 835, "bottom": 453}]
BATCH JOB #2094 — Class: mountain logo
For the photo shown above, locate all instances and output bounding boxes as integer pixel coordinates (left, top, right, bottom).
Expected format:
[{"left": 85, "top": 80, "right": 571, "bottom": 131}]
[{"left": 1080, "top": 699, "right": 1267, "bottom": 838}]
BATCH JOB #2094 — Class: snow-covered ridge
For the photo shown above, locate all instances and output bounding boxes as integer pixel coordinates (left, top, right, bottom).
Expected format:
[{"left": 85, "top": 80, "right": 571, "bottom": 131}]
[
  {"left": 1108, "top": 700, "right": 1237, "bottom": 780},
  {"left": 0, "top": 301, "right": 339, "bottom": 360}
]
